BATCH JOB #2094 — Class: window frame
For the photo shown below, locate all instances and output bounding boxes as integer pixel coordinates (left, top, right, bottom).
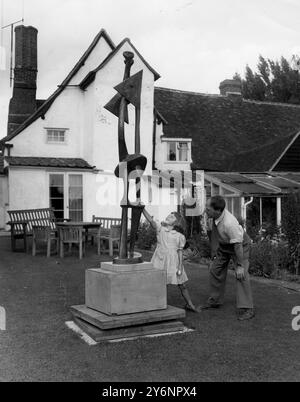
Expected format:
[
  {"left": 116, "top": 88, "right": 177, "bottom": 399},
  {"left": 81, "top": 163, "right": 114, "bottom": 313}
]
[
  {"left": 45, "top": 128, "right": 69, "bottom": 145},
  {"left": 165, "top": 139, "right": 191, "bottom": 163},
  {"left": 48, "top": 172, "right": 84, "bottom": 221}
]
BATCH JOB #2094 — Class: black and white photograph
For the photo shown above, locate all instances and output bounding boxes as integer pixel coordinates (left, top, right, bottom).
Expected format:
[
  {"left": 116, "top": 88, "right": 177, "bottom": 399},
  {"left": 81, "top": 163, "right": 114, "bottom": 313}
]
[{"left": 0, "top": 0, "right": 299, "bottom": 384}]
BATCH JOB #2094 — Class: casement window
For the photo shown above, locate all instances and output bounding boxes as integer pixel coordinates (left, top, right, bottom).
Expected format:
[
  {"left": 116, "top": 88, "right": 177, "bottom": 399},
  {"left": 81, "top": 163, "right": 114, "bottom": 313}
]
[
  {"left": 166, "top": 140, "right": 190, "bottom": 162},
  {"left": 49, "top": 173, "right": 83, "bottom": 221},
  {"left": 46, "top": 128, "right": 68, "bottom": 144}
]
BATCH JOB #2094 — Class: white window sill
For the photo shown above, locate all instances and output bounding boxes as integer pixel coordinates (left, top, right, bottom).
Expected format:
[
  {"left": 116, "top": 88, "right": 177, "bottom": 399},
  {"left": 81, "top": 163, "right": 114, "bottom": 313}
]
[
  {"left": 164, "top": 161, "right": 191, "bottom": 164},
  {"left": 46, "top": 142, "right": 68, "bottom": 145}
]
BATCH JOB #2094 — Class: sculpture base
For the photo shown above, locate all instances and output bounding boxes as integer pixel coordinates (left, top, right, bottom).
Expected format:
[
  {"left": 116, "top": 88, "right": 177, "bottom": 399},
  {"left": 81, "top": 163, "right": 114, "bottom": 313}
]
[
  {"left": 70, "top": 305, "right": 186, "bottom": 342},
  {"left": 71, "top": 304, "right": 186, "bottom": 330},
  {"left": 113, "top": 252, "right": 143, "bottom": 265},
  {"left": 85, "top": 262, "right": 167, "bottom": 315}
]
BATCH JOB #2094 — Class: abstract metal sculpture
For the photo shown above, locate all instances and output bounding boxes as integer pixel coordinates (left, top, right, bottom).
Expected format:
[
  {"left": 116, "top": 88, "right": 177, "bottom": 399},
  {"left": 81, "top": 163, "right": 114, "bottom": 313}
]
[{"left": 104, "top": 51, "right": 146, "bottom": 264}]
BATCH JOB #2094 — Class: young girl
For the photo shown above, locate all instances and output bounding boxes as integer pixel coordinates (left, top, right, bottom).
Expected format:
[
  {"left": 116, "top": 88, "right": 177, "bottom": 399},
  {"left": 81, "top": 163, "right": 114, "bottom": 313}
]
[{"left": 142, "top": 209, "right": 198, "bottom": 312}]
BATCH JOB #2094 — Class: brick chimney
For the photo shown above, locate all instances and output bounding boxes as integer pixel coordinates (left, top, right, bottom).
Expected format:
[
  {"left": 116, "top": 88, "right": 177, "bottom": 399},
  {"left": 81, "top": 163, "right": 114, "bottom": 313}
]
[
  {"left": 7, "top": 25, "right": 38, "bottom": 136},
  {"left": 219, "top": 79, "right": 242, "bottom": 96}
]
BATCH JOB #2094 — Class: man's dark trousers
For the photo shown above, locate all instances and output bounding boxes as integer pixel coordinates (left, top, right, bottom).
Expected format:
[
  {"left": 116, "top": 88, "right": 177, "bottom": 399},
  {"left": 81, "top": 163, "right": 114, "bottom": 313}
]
[{"left": 208, "top": 243, "right": 254, "bottom": 309}]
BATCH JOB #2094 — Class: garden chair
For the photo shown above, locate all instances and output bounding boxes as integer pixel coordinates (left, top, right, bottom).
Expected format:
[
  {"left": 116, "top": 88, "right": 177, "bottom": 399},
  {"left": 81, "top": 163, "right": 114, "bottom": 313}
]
[
  {"left": 91, "top": 224, "right": 121, "bottom": 257},
  {"left": 59, "top": 226, "right": 85, "bottom": 259},
  {"left": 32, "top": 225, "right": 59, "bottom": 258}
]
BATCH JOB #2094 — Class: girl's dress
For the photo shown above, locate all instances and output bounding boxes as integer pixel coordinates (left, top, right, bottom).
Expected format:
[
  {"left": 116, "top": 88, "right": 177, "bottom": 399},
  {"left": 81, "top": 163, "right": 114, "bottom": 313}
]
[{"left": 151, "top": 221, "right": 188, "bottom": 285}]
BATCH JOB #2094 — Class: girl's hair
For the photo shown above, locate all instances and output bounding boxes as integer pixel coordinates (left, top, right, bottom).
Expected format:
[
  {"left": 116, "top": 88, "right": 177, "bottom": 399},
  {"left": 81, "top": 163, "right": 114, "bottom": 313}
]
[{"left": 171, "top": 211, "right": 186, "bottom": 236}]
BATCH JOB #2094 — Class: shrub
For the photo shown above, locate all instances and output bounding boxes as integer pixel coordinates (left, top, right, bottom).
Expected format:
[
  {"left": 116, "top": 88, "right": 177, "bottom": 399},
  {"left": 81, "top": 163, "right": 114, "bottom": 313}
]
[
  {"left": 249, "top": 239, "right": 290, "bottom": 277},
  {"left": 185, "top": 232, "right": 211, "bottom": 260},
  {"left": 135, "top": 221, "right": 157, "bottom": 250}
]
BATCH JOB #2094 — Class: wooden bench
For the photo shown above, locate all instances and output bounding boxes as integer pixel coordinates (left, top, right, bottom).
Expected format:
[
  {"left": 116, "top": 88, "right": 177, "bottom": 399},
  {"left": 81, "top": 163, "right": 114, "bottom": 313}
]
[
  {"left": 7, "top": 208, "right": 57, "bottom": 252},
  {"left": 91, "top": 216, "right": 123, "bottom": 256}
]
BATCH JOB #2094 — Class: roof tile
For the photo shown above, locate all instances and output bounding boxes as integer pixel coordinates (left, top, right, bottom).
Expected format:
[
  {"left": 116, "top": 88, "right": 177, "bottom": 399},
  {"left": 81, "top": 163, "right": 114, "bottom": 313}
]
[{"left": 5, "top": 157, "right": 94, "bottom": 170}]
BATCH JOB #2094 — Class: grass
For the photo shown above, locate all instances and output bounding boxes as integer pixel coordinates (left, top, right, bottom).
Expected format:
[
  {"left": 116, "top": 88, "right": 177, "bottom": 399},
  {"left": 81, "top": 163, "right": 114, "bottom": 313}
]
[{"left": 0, "top": 237, "right": 299, "bottom": 382}]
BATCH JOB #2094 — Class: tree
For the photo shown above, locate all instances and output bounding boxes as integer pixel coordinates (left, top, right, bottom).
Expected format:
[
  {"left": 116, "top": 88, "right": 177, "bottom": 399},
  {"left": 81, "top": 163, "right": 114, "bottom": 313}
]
[
  {"left": 241, "top": 65, "right": 266, "bottom": 101},
  {"left": 240, "top": 55, "right": 300, "bottom": 104}
]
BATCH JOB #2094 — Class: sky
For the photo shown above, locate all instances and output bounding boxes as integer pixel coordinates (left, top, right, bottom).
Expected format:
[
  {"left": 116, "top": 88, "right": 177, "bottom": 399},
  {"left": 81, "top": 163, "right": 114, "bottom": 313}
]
[{"left": 1, "top": 0, "right": 300, "bottom": 138}]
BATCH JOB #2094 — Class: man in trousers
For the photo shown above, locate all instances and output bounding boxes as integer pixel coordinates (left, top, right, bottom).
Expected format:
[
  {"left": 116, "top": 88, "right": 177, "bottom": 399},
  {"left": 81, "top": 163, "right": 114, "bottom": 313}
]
[{"left": 201, "top": 195, "right": 254, "bottom": 321}]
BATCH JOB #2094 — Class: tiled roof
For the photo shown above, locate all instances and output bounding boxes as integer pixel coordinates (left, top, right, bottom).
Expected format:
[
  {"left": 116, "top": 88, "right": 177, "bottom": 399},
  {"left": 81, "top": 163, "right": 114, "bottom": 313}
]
[
  {"left": 205, "top": 171, "right": 300, "bottom": 196},
  {"left": 225, "top": 133, "right": 298, "bottom": 172},
  {"left": 154, "top": 87, "right": 300, "bottom": 171},
  {"left": 5, "top": 157, "right": 94, "bottom": 170},
  {"left": 36, "top": 99, "right": 46, "bottom": 109},
  {"left": 0, "top": 29, "right": 115, "bottom": 145}
]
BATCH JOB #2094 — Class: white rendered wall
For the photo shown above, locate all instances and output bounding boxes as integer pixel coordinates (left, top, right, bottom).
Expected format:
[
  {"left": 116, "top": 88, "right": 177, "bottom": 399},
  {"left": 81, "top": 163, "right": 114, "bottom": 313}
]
[
  {"left": 8, "top": 88, "right": 84, "bottom": 160},
  {"left": 0, "top": 175, "right": 8, "bottom": 229},
  {"left": 91, "top": 41, "right": 155, "bottom": 174},
  {"left": 68, "top": 36, "right": 113, "bottom": 85},
  {"left": 8, "top": 168, "right": 49, "bottom": 210}
]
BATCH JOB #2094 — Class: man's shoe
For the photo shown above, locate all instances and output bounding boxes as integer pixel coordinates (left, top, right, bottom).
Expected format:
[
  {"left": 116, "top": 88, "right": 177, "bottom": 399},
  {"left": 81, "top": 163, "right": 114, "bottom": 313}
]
[{"left": 237, "top": 308, "right": 255, "bottom": 321}]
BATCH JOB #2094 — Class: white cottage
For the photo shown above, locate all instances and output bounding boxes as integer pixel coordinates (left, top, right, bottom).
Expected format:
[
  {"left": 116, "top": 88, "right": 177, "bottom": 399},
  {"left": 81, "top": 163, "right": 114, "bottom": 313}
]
[{"left": 0, "top": 26, "right": 201, "bottom": 230}]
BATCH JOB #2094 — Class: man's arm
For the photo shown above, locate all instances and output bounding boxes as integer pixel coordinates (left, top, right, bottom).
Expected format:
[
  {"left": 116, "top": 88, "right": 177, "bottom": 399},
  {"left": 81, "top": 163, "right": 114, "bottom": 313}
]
[{"left": 233, "top": 243, "right": 245, "bottom": 281}]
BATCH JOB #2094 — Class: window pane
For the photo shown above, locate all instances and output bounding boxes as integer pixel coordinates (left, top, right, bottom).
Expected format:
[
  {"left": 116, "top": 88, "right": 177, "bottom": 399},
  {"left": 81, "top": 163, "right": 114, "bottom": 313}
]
[
  {"left": 233, "top": 198, "right": 241, "bottom": 218},
  {"left": 49, "top": 174, "right": 64, "bottom": 220},
  {"left": 50, "top": 186, "right": 64, "bottom": 198},
  {"left": 69, "top": 174, "right": 83, "bottom": 222},
  {"left": 50, "top": 174, "right": 64, "bottom": 186},
  {"left": 69, "top": 187, "right": 83, "bottom": 200},
  {"left": 167, "top": 142, "right": 176, "bottom": 161},
  {"left": 47, "top": 129, "right": 66, "bottom": 143},
  {"left": 178, "top": 142, "right": 188, "bottom": 161},
  {"left": 54, "top": 210, "right": 64, "bottom": 221},
  {"left": 69, "top": 199, "right": 83, "bottom": 210},
  {"left": 69, "top": 210, "right": 83, "bottom": 222},
  {"left": 51, "top": 198, "right": 64, "bottom": 211},
  {"left": 69, "top": 175, "right": 82, "bottom": 186}
]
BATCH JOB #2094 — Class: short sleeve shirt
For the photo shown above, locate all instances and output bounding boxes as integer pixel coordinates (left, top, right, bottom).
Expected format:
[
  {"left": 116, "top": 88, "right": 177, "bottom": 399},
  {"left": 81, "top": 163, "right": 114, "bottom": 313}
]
[{"left": 214, "top": 209, "right": 243, "bottom": 244}]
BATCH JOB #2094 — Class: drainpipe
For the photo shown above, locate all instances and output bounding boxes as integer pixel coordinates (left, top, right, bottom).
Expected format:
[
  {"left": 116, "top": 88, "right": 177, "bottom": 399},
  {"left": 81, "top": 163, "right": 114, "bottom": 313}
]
[
  {"left": 152, "top": 110, "right": 157, "bottom": 170},
  {"left": 259, "top": 197, "right": 263, "bottom": 230},
  {"left": 242, "top": 196, "right": 253, "bottom": 231}
]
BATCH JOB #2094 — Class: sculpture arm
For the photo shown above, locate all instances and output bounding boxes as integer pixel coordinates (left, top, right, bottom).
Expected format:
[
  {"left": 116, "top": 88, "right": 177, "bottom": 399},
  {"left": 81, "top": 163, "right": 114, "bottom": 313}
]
[{"left": 142, "top": 209, "right": 157, "bottom": 230}]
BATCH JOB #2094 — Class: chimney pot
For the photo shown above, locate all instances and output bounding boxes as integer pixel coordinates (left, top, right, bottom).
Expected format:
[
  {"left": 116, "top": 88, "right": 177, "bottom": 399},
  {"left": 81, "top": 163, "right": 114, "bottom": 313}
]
[{"left": 219, "top": 79, "right": 242, "bottom": 97}]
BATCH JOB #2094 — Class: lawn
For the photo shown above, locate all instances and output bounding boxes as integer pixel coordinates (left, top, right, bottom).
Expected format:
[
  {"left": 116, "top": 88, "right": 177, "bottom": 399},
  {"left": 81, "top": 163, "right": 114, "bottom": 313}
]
[{"left": 0, "top": 237, "right": 299, "bottom": 382}]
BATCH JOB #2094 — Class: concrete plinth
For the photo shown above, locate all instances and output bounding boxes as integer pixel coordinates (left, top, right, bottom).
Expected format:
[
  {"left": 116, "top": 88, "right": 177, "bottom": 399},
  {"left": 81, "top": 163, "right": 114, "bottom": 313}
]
[
  {"left": 73, "top": 317, "right": 185, "bottom": 342},
  {"left": 85, "top": 261, "right": 167, "bottom": 316},
  {"left": 71, "top": 305, "right": 186, "bottom": 330}
]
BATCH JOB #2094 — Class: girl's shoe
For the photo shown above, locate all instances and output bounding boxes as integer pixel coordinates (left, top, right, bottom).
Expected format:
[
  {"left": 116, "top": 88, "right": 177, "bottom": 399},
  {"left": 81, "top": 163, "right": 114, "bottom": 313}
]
[{"left": 184, "top": 304, "right": 200, "bottom": 313}]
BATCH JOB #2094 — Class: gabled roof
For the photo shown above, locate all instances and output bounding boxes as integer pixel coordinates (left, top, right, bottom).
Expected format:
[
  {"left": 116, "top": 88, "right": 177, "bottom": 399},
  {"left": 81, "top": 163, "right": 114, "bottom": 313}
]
[
  {"left": 154, "top": 87, "right": 300, "bottom": 172},
  {"left": 0, "top": 29, "right": 115, "bottom": 145},
  {"left": 5, "top": 157, "right": 94, "bottom": 170},
  {"left": 79, "top": 38, "right": 160, "bottom": 90}
]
